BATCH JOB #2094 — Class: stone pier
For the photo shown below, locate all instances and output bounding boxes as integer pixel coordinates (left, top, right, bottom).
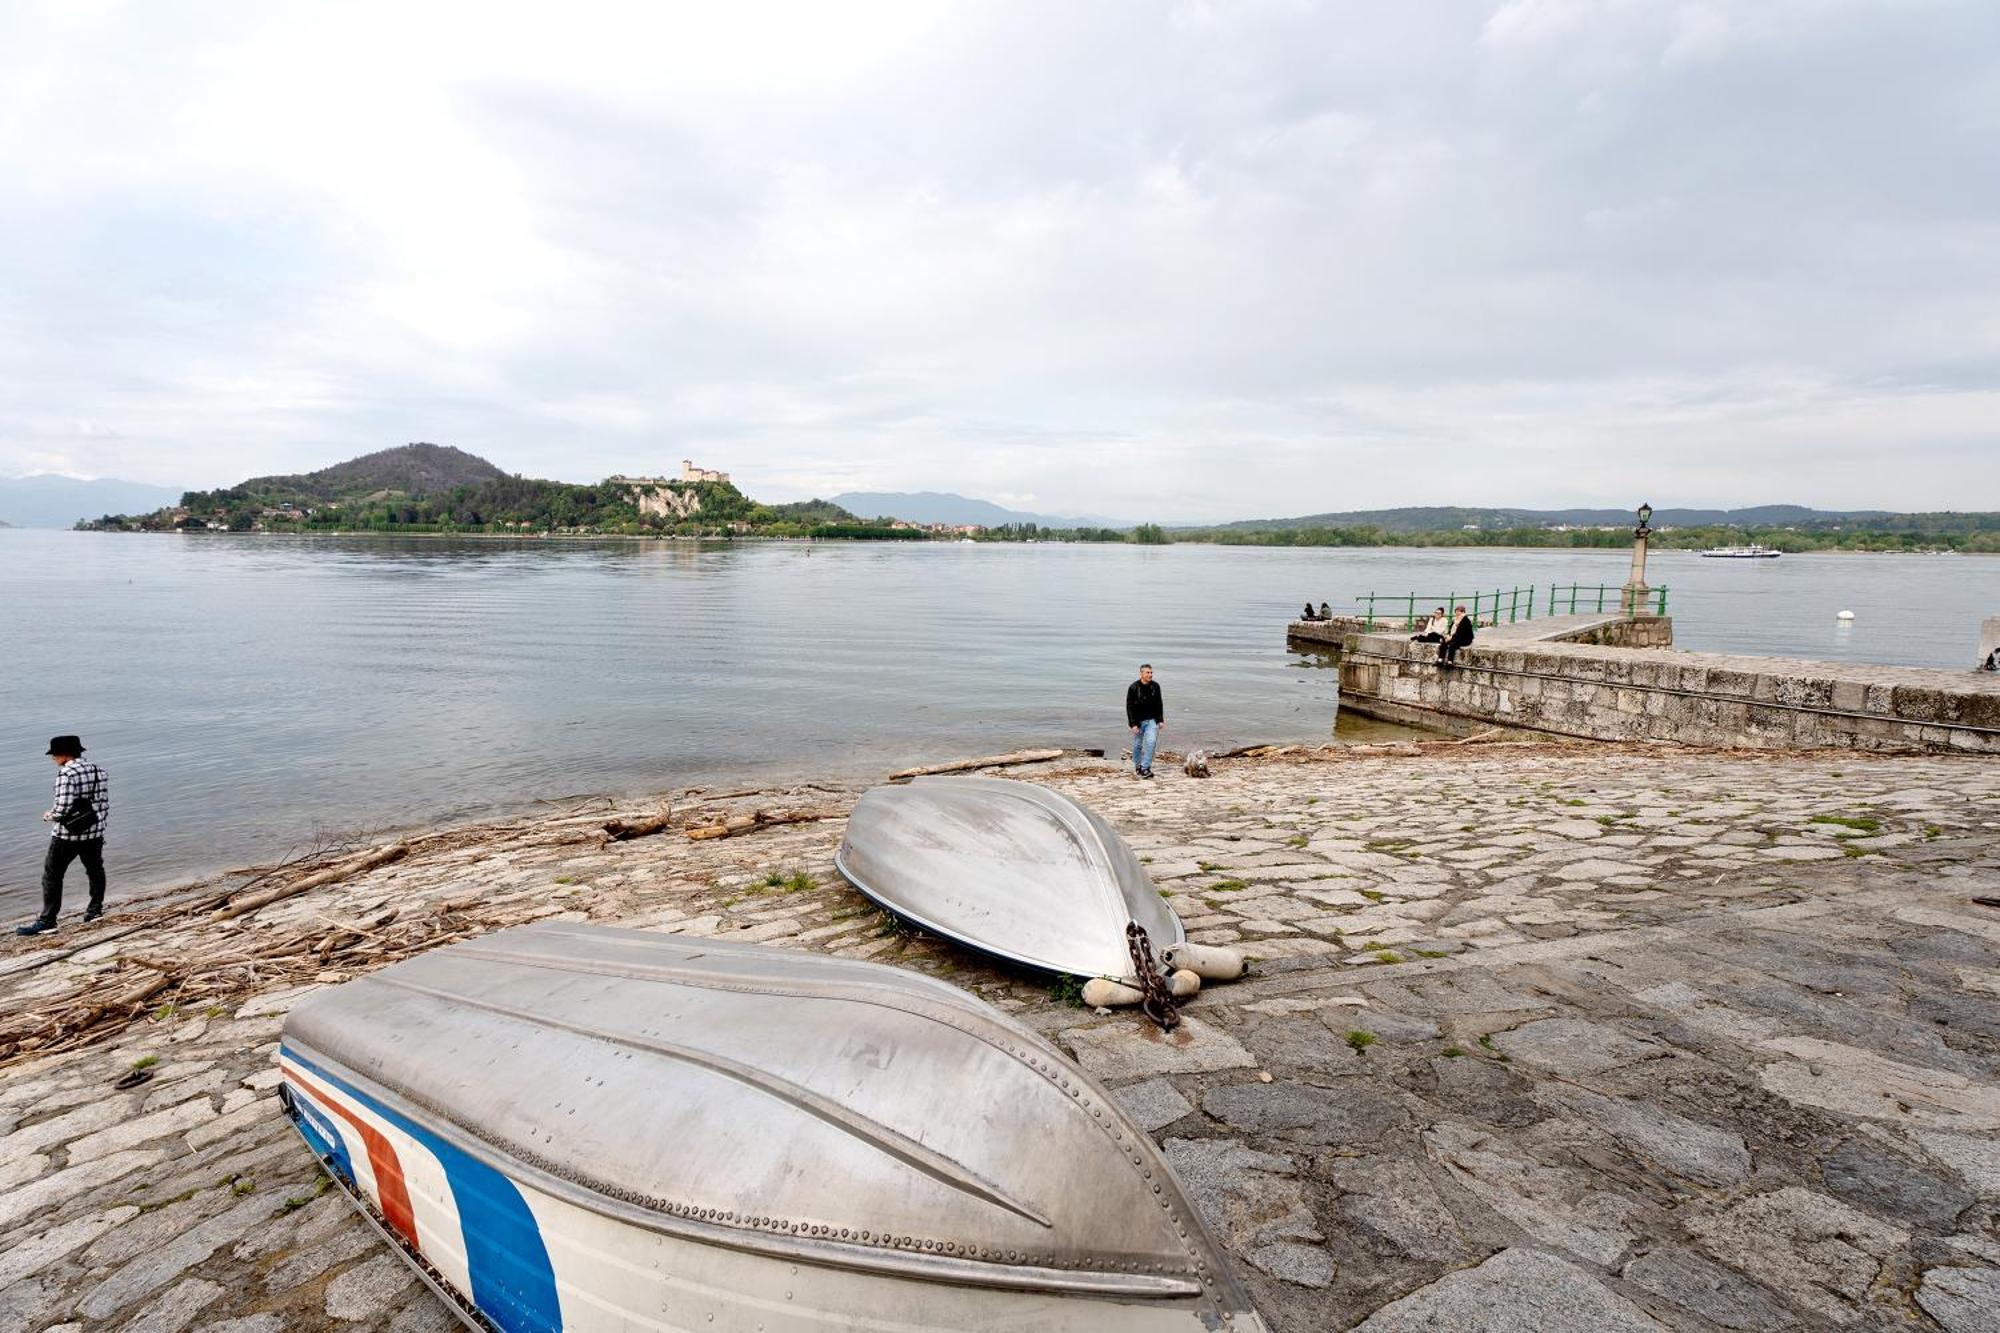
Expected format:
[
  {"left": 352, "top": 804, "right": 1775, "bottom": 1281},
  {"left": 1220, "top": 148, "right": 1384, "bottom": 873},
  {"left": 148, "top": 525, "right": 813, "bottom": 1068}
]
[
  {"left": 1302, "top": 610, "right": 2000, "bottom": 754},
  {"left": 1290, "top": 612, "right": 1672, "bottom": 653}
]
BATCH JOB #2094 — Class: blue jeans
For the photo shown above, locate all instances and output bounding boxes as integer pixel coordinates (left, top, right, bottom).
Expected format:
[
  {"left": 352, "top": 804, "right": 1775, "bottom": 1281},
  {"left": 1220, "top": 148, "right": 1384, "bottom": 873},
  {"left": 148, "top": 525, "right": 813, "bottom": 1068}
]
[{"left": 1131, "top": 720, "right": 1159, "bottom": 774}]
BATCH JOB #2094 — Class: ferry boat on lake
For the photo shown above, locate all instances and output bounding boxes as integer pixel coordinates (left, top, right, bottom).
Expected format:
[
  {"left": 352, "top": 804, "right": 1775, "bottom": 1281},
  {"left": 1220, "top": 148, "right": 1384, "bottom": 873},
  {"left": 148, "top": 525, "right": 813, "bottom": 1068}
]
[{"left": 1701, "top": 544, "right": 1781, "bottom": 559}]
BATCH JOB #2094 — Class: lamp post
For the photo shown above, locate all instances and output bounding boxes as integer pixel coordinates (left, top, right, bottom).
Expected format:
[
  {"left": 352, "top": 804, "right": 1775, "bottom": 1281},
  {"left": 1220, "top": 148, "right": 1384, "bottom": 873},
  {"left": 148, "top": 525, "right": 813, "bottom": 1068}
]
[{"left": 1621, "top": 502, "right": 1654, "bottom": 617}]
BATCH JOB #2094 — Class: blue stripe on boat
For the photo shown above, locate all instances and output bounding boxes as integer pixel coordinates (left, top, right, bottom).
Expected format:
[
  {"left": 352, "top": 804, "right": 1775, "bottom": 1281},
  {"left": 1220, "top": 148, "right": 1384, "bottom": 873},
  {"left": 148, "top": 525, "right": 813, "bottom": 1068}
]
[
  {"left": 283, "top": 1044, "right": 563, "bottom": 1332},
  {"left": 290, "top": 1088, "right": 353, "bottom": 1183}
]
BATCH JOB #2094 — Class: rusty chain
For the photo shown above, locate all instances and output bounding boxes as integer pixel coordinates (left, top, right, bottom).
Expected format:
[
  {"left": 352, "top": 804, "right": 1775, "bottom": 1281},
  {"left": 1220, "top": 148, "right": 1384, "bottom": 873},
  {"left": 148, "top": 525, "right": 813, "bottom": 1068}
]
[{"left": 1124, "top": 921, "right": 1180, "bottom": 1031}]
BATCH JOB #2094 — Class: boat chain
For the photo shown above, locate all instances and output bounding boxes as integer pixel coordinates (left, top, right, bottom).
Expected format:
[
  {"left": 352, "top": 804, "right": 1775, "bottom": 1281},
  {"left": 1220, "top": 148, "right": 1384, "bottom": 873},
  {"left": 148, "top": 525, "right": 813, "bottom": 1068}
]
[{"left": 1124, "top": 921, "right": 1180, "bottom": 1032}]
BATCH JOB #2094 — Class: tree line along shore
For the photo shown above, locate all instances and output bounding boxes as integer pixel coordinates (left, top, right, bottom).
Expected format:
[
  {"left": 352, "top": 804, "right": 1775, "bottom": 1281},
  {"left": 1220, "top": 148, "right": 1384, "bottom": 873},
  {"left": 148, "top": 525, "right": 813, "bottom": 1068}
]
[{"left": 71, "top": 442, "right": 1998, "bottom": 550}]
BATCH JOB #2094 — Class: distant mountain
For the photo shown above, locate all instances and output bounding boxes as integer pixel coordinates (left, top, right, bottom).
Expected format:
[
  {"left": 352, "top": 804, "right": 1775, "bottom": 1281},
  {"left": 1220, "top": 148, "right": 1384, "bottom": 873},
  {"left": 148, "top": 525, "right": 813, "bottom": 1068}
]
[
  {"left": 0, "top": 475, "right": 183, "bottom": 528},
  {"left": 229, "top": 443, "right": 509, "bottom": 502},
  {"left": 1198, "top": 504, "right": 1966, "bottom": 534},
  {"left": 832, "top": 491, "right": 1124, "bottom": 529}
]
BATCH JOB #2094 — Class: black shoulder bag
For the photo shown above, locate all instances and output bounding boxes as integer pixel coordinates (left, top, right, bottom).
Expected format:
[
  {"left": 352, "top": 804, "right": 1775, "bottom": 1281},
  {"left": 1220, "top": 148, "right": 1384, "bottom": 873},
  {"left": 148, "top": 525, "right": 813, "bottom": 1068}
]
[{"left": 58, "top": 792, "right": 98, "bottom": 836}]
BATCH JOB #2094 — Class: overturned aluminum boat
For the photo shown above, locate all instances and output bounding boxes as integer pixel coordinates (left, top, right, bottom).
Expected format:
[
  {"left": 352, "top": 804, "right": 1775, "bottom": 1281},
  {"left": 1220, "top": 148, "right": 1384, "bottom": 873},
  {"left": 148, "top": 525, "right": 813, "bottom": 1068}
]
[
  {"left": 836, "top": 777, "right": 1183, "bottom": 984},
  {"left": 278, "top": 921, "right": 1267, "bottom": 1332}
]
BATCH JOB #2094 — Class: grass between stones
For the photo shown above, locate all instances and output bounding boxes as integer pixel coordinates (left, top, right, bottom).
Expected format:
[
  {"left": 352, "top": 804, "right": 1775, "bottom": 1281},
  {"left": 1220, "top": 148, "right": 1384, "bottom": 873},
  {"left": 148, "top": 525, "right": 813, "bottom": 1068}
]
[
  {"left": 1809, "top": 814, "right": 1882, "bottom": 833},
  {"left": 279, "top": 1172, "right": 333, "bottom": 1214},
  {"left": 1049, "top": 974, "right": 1086, "bottom": 1008}
]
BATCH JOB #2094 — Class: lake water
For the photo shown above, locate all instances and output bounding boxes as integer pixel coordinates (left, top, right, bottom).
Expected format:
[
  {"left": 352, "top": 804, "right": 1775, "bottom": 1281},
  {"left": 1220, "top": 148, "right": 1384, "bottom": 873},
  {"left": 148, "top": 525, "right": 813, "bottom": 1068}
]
[{"left": 2, "top": 531, "right": 1992, "bottom": 912}]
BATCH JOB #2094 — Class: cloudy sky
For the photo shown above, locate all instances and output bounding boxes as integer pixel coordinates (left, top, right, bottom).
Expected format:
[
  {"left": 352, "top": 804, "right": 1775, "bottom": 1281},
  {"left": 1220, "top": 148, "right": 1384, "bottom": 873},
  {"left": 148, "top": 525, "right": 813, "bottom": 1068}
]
[{"left": 3, "top": 1, "right": 1996, "bottom": 521}]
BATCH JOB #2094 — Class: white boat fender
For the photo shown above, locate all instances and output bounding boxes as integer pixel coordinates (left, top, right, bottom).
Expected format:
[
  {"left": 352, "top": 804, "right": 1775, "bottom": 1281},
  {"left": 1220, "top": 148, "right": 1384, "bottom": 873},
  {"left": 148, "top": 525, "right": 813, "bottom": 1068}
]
[
  {"left": 1081, "top": 977, "right": 1145, "bottom": 1008},
  {"left": 1081, "top": 970, "right": 1202, "bottom": 1006},
  {"left": 1164, "top": 942, "right": 1249, "bottom": 982}
]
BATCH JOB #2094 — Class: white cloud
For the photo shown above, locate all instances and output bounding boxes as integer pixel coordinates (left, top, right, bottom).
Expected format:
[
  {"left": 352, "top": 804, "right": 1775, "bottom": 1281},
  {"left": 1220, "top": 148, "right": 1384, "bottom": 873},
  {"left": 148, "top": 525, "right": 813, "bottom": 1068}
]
[{"left": 0, "top": 0, "right": 1994, "bottom": 518}]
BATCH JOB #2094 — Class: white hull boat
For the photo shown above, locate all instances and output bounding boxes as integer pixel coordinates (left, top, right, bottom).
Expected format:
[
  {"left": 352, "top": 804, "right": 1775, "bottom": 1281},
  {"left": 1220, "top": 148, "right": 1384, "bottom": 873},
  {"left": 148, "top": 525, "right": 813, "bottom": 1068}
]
[
  {"left": 835, "top": 777, "right": 1182, "bottom": 984},
  {"left": 1701, "top": 544, "right": 1780, "bottom": 558},
  {"left": 279, "top": 921, "right": 1268, "bottom": 1332}
]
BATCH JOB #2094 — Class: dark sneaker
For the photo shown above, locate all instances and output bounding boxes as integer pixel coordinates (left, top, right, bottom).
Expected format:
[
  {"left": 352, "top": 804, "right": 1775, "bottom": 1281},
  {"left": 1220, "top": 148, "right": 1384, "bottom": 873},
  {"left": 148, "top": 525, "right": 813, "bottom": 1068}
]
[
  {"left": 83, "top": 908, "right": 104, "bottom": 923},
  {"left": 15, "top": 921, "right": 56, "bottom": 936}
]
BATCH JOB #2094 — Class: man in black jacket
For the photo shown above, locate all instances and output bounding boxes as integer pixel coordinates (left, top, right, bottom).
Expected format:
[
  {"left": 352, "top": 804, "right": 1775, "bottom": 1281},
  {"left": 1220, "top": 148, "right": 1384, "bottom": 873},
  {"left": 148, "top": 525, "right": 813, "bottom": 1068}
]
[
  {"left": 1126, "top": 664, "right": 1165, "bottom": 779},
  {"left": 19, "top": 735, "right": 110, "bottom": 936},
  {"left": 1439, "top": 606, "right": 1476, "bottom": 665}
]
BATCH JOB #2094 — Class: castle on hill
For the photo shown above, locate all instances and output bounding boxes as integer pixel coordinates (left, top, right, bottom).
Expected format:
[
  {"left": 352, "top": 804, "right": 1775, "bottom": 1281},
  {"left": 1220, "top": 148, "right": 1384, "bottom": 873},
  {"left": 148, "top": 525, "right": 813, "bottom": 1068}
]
[{"left": 606, "top": 460, "right": 731, "bottom": 520}]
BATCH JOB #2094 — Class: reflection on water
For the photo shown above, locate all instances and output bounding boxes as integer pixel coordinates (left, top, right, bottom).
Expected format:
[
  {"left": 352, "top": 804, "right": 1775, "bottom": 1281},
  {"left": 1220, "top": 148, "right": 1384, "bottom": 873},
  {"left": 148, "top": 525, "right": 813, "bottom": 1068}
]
[{"left": 1, "top": 533, "right": 1990, "bottom": 905}]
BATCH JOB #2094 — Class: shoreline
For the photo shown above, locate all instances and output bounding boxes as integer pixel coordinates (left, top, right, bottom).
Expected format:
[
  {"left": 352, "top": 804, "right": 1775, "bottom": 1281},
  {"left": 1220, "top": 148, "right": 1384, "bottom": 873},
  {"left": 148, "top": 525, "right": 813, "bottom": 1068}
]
[
  {"left": 0, "top": 732, "right": 1971, "bottom": 1049},
  {"left": 50, "top": 527, "right": 1995, "bottom": 555},
  {"left": 0, "top": 718, "right": 1437, "bottom": 921}
]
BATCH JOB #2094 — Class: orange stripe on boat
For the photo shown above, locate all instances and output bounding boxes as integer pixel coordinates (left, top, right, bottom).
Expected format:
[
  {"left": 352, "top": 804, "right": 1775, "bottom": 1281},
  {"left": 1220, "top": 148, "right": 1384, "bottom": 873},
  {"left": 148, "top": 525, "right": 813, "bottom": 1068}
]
[{"left": 287, "top": 1064, "right": 418, "bottom": 1246}]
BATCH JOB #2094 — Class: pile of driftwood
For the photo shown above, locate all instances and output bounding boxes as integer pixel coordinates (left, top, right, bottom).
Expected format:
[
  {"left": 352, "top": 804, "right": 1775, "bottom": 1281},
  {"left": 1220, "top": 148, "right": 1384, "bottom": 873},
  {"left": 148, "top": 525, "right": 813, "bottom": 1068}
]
[
  {"left": 3, "top": 902, "right": 492, "bottom": 1062},
  {"left": 0, "top": 784, "right": 858, "bottom": 1069},
  {"left": 0, "top": 844, "right": 514, "bottom": 1065},
  {"left": 0, "top": 815, "right": 605, "bottom": 1068}
]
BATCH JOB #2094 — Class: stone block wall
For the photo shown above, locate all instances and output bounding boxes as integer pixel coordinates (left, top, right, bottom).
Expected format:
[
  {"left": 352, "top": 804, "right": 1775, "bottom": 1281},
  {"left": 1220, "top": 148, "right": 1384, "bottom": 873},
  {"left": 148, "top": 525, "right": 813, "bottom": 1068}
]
[
  {"left": 1285, "top": 617, "right": 1373, "bottom": 649},
  {"left": 1339, "top": 636, "right": 2000, "bottom": 754},
  {"left": 1560, "top": 616, "right": 1673, "bottom": 649}
]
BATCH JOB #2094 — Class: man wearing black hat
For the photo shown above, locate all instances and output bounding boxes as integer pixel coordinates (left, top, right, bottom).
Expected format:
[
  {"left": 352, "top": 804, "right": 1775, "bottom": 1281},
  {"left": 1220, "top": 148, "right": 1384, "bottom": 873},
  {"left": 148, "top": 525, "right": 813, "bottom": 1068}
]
[{"left": 19, "top": 736, "right": 110, "bottom": 936}]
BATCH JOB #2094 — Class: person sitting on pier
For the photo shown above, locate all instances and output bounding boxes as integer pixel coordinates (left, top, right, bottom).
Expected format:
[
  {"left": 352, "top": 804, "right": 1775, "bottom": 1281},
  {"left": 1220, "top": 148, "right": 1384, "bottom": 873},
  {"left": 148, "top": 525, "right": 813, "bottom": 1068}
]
[
  {"left": 1440, "top": 605, "right": 1476, "bottom": 665},
  {"left": 1409, "top": 607, "right": 1447, "bottom": 644},
  {"left": 1318, "top": 601, "right": 1330, "bottom": 620},
  {"left": 1301, "top": 601, "right": 1318, "bottom": 621}
]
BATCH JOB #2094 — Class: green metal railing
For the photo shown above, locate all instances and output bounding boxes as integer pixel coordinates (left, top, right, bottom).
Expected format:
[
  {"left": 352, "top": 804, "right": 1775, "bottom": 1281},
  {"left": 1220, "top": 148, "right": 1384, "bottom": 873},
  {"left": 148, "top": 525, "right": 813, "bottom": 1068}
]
[
  {"left": 1355, "top": 587, "right": 1537, "bottom": 631},
  {"left": 1352, "top": 583, "right": 1668, "bottom": 630},
  {"left": 1547, "top": 584, "right": 1670, "bottom": 617}
]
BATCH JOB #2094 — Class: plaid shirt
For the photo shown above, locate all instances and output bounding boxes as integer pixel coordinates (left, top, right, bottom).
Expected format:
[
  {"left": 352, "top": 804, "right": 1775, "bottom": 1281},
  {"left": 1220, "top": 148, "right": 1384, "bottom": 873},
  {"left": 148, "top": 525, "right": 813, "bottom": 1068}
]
[{"left": 50, "top": 759, "right": 109, "bottom": 841}]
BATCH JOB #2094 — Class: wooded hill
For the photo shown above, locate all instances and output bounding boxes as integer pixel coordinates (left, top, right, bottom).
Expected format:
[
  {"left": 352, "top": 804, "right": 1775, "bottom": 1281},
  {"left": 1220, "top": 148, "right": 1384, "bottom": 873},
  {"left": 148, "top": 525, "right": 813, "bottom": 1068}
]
[{"left": 83, "top": 444, "right": 868, "bottom": 537}]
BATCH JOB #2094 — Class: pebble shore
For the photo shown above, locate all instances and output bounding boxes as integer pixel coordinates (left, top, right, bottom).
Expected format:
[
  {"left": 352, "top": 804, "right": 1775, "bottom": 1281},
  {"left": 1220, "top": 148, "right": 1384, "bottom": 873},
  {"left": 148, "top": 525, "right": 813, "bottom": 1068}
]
[{"left": 2, "top": 742, "right": 1997, "bottom": 1331}]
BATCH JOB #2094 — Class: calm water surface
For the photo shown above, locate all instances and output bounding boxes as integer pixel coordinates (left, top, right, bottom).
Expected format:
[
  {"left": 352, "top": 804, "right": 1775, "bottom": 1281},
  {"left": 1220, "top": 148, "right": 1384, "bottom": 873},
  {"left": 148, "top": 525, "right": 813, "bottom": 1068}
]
[{"left": 1, "top": 532, "right": 1991, "bottom": 909}]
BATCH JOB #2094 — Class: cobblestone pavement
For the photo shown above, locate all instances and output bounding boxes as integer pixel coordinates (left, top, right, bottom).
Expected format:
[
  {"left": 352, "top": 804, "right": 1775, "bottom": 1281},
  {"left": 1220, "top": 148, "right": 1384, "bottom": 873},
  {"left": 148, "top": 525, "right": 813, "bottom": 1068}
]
[{"left": 2, "top": 745, "right": 1997, "bottom": 1331}]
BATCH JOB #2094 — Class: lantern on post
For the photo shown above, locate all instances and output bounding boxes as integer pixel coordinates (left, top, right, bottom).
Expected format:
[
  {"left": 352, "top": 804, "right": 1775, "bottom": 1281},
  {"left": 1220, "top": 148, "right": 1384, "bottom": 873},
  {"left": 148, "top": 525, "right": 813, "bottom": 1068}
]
[{"left": 1622, "top": 502, "right": 1654, "bottom": 617}]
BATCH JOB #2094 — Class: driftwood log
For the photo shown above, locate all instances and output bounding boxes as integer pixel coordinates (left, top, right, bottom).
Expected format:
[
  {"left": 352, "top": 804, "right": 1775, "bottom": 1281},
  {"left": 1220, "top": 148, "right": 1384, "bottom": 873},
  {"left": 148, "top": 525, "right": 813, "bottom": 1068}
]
[
  {"left": 211, "top": 842, "right": 410, "bottom": 921},
  {"left": 603, "top": 810, "right": 674, "bottom": 842},
  {"left": 887, "top": 748, "right": 1066, "bottom": 781},
  {"left": 684, "top": 808, "right": 842, "bottom": 841}
]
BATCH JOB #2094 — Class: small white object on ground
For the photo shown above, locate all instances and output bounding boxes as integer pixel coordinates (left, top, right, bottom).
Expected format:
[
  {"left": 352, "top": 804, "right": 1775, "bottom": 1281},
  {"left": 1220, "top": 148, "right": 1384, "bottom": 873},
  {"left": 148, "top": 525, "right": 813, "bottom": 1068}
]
[
  {"left": 1164, "top": 942, "right": 1249, "bottom": 981},
  {"left": 1080, "top": 977, "right": 1145, "bottom": 1008},
  {"left": 1837, "top": 610, "right": 1856, "bottom": 621}
]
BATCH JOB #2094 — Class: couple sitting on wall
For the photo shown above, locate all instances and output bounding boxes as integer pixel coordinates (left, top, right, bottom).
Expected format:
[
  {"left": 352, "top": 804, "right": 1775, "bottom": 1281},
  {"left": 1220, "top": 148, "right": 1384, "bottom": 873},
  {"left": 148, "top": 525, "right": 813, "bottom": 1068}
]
[{"left": 1410, "top": 606, "right": 1475, "bottom": 665}]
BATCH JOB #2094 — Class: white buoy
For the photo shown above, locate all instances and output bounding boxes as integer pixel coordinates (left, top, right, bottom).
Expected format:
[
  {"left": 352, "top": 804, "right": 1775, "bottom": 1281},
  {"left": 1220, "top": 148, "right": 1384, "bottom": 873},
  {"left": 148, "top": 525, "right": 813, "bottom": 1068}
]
[
  {"left": 1164, "top": 942, "right": 1250, "bottom": 981},
  {"left": 1080, "top": 971, "right": 1202, "bottom": 1006},
  {"left": 1837, "top": 609, "right": 1856, "bottom": 621},
  {"left": 1080, "top": 977, "right": 1144, "bottom": 1008}
]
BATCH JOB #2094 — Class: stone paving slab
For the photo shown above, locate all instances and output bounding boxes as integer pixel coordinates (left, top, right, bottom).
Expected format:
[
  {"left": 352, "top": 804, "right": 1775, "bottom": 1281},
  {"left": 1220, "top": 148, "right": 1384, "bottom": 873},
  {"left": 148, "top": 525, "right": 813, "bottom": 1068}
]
[{"left": 0, "top": 747, "right": 1997, "bottom": 1330}]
